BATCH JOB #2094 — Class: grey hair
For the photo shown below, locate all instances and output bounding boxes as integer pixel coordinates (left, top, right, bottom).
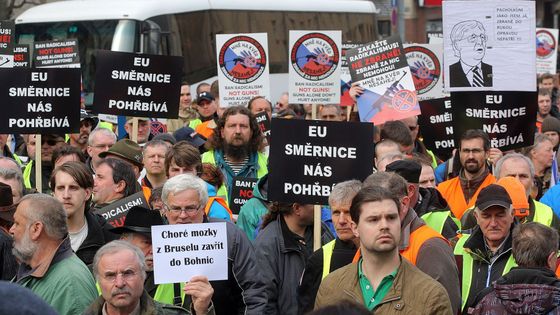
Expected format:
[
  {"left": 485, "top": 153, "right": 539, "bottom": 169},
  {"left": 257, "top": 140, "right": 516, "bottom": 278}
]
[
  {"left": 329, "top": 180, "right": 362, "bottom": 207},
  {"left": 144, "top": 139, "right": 171, "bottom": 152},
  {"left": 320, "top": 104, "right": 342, "bottom": 116},
  {"left": 87, "top": 127, "right": 117, "bottom": 146},
  {"left": 0, "top": 168, "right": 24, "bottom": 197},
  {"left": 494, "top": 153, "right": 535, "bottom": 180},
  {"left": 0, "top": 157, "right": 22, "bottom": 173},
  {"left": 19, "top": 194, "right": 67, "bottom": 239},
  {"left": 162, "top": 173, "right": 208, "bottom": 206},
  {"left": 530, "top": 133, "right": 554, "bottom": 153},
  {"left": 92, "top": 240, "right": 147, "bottom": 282}
]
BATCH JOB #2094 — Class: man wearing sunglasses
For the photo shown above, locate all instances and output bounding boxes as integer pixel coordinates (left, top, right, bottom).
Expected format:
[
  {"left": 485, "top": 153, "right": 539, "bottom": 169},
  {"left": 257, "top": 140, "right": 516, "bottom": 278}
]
[
  {"left": 22, "top": 134, "right": 66, "bottom": 193},
  {"left": 449, "top": 20, "right": 493, "bottom": 88}
]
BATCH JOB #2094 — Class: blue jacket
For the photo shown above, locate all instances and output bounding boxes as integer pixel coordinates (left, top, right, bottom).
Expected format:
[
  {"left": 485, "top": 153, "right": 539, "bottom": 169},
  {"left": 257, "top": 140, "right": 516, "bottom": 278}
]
[
  {"left": 540, "top": 184, "right": 560, "bottom": 218},
  {"left": 206, "top": 182, "right": 231, "bottom": 222}
]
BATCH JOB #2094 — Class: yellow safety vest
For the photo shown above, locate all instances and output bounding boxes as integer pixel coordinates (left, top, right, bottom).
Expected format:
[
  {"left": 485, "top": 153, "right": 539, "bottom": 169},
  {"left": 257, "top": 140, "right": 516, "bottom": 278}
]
[
  {"left": 154, "top": 282, "right": 185, "bottom": 306},
  {"left": 23, "top": 160, "right": 33, "bottom": 189},
  {"left": 321, "top": 240, "right": 336, "bottom": 280},
  {"left": 421, "top": 211, "right": 461, "bottom": 235},
  {"left": 533, "top": 200, "right": 554, "bottom": 226}
]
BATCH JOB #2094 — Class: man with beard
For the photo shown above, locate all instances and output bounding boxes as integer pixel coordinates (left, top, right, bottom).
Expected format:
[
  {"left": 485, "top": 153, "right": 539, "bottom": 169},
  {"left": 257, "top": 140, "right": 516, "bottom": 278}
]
[
  {"left": 314, "top": 186, "right": 452, "bottom": 313},
  {"left": 438, "top": 129, "right": 496, "bottom": 220},
  {"left": 202, "top": 106, "right": 267, "bottom": 204},
  {"left": 11, "top": 194, "right": 98, "bottom": 314},
  {"left": 68, "top": 111, "right": 97, "bottom": 154}
]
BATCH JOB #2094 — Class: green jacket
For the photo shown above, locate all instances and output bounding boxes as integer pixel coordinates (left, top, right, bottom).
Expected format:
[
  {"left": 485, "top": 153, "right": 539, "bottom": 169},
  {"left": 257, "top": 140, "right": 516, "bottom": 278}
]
[
  {"left": 16, "top": 238, "right": 98, "bottom": 315},
  {"left": 237, "top": 175, "right": 269, "bottom": 241},
  {"left": 83, "top": 290, "right": 192, "bottom": 315}
]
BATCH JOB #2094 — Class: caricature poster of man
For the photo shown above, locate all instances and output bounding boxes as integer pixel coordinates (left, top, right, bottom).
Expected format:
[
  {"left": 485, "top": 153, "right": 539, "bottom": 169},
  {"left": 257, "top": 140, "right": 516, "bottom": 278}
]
[{"left": 443, "top": 1, "right": 536, "bottom": 92}]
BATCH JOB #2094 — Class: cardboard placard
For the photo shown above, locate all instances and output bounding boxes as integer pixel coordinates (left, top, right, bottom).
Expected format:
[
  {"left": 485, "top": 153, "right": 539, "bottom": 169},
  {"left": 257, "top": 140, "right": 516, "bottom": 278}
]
[
  {"left": 216, "top": 33, "right": 270, "bottom": 107},
  {"left": 255, "top": 111, "right": 271, "bottom": 143},
  {"left": 451, "top": 92, "right": 537, "bottom": 150},
  {"left": 152, "top": 222, "right": 228, "bottom": 284},
  {"left": 0, "top": 21, "right": 14, "bottom": 68},
  {"left": 13, "top": 44, "right": 30, "bottom": 68},
  {"left": 33, "top": 39, "right": 80, "bottom": 68},
  {"left": 93, "top": 51, "right": 183, "bottom": 118},
  {"left": 268, "top": 119, "right": 374, "bottom": 204},
  {"left": 0, "top": 68, "right": 80, "bottom": 133},
  {"left": 443, "top": 0, "right": 536, "bottom": 91},
  {"left": 230, "top": 177, "right": 258, "bottom": 214},
  {"left": 404, "top": 44, "right": 446, "bottom": 101},
  {"left": 347, "top": 35, "right": 420, "bottom": 125},
  {"left": 340, "top": 42, "right": 362, "bottom": 106},
  {"left": 417, "top": 97, "right": 455, "bottom": 155},
  {"left": 536, "top": 28, "right": 558, "bottom": 75},
  {"left": 288, "top": 31, "right": 341, "bottom": 104},
  {"left": 93, "top": 191, "right": 149, "bottom": 228}
]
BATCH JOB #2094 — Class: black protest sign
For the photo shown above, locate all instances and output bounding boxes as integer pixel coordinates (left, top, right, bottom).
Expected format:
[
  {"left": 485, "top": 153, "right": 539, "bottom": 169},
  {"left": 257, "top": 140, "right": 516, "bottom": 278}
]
[
  {"left": 93, "top": 192, "right": 149, "bottom": 228},
  {"left": 230, "top": 177, "right": 258, "bottom": 214},
  {"left": 255, "top": 111, "right": 271, "bottom": 143},
  {"left": 0, "top": 21, "right": 14, "bottom": 68},
  {"left": 0, "top": 68, "right": 80, "bottom": 133},
  {"left": 418, "top": 97, "right": 455, "bottom": 155},
  {"left": 14, "top": 44, "right": 30, "bottom": 68},
  {"left": 33, "top": 40, "right": 80, "bottom": 68},
  {"left": 451, "top": 92, "right": 537, "bottom": 151},
  {"left": 268, "top": 119, "right": 374, "bottom": 204},
  {"left": 93, "top": 50, "right": 183, "bottom": 118}
]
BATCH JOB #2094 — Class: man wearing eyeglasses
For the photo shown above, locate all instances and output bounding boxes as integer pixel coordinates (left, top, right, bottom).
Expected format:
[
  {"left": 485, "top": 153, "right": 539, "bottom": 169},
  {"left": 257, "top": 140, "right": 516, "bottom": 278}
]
[
  {"left": 438, "top": 129, "right": 497, "bottom": 220},
  {"left": 159, "top": 173, "right": 266, "bottom": 314},
  {"left": 449, "top": 20, "right": 493, "bottom": 88},
  {"left": 86, "top": 127, "right": 117, "bottom": 174}
]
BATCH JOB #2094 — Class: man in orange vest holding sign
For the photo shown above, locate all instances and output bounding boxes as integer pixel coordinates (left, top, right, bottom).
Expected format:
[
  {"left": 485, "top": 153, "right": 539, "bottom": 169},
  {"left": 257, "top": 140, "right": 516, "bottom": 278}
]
[
  {"left": 363, "top": 171, "right": 461, "bottom": 314},
  {"left": 438, "top": 129, "right": 499, "bottom": 219}
]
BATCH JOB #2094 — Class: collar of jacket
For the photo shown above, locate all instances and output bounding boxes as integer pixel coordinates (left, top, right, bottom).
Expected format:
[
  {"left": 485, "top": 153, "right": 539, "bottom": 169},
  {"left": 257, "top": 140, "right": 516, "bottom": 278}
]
[
  {"left": 496, "top": 267, "right": 560, "bottom": 287},
  {"left": 17, "top": 236, "right": 73, "bottom": 280},
  {"left": 459, "top": 167, "right": 490, "bottom": 191},
  {"left": 278, "top": 214, "right": 307, "bottom": 253},
  {"left": 416, "top": 187, "right": 449, "bottom": 216},
  {"left": 214, "top": 149, "right": 259, "bottom": 177},
  {"left": 399, "top": 210, "right": 424, "bottom": 251}
]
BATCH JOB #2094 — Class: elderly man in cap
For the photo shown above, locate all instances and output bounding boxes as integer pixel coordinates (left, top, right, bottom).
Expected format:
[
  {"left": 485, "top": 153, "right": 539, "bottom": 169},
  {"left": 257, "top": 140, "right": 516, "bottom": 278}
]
[
  {"left": 22, "top": 133, "right": 66, "bottom": 192},
  {"left": 11, "top": 194, "right": 98, "bottom": 314},
  {"left": 0, "top": 182, "right": 17, "bottom": 280},
  {"left": 454, "top": 184, "right": 517, "bottom": 315},
  {"left": 111, "top": 205, "right": 164, "bottom": 297},
  {"left": 124, "top": 117, "right": 152, "bottom": 145},
  {"left": 100, "top": 139, "right": 144, "bottom": 179},
  {"left": 85, "top": 240, "right": 210, "bottom": 315}
]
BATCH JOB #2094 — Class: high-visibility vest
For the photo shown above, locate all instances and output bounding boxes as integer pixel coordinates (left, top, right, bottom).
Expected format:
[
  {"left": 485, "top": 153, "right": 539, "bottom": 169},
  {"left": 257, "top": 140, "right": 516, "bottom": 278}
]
[
  {"left": 533, "top": 200, "right": 554, "bottom": 226},
  {"left": 321, "top": 240, "right": 336, "bottom": 280},
  {"left": 453, "top": 234, "right": 517, "bottom": 311},
  {"left": 201, "top": 150, "right": 268, "bottom": 204},
  {"left": 437, "top": 174, "right": 496, "bottom": 219},
  {"left": 352, "top": 224, "right": 447, "bottom": 265},
  {"left": 23, "top": 160, "right": 33, "bottom": 189},
  {"left": 205, "top": 196, "right": 233, "bottom": 221},
  {"left": 154, "top": 282, "right": 185, "bottom": 306},
  {"left": 426, "top": 149, "right": 438, "bottom": 169},
  {"left": 421, "top": 211, "right": 461, "bottom": 236}
]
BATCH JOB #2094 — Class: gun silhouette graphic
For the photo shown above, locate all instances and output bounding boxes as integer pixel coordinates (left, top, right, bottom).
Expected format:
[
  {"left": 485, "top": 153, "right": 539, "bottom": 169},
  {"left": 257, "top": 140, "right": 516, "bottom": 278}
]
[{"left": 364, "top": 71, "right": 408, "bottom": 120}]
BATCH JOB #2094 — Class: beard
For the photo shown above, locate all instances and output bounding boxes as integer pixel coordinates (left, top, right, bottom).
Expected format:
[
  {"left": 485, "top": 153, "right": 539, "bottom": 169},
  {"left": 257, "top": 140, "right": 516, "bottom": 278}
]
[
  {"left": 224, "top": 141, "right": 250, "bottom": 160},
  {"left": 12, "top": 229, "right": 38, "bottom": 263}
]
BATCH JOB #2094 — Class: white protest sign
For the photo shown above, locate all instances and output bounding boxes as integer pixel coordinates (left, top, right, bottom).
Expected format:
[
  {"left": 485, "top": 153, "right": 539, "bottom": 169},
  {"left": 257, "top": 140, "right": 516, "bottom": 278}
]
[
  {"left": 216, "top": 33, "right": 270, "bottom": 107},
  {"left": 152, "top": 222, "right": 228, "bottom": 284},
  {"left": 404, "top": 43, "right": 446, "bottom": 100},
  {"left": 536, "top": 28, "right": 558, "bottom": 75},
  {"left": 443, "top": 0, "right": 536, "bottom": 92},
  {"left": 288, "top": 30, "right": 341, "bottom": 104}
]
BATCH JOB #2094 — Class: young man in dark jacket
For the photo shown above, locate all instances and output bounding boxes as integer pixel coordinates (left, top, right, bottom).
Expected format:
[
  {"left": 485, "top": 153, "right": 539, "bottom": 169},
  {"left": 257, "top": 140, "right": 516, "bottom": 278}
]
[{"left": 472, "top": 222, "right": 560, "bottom": 314}]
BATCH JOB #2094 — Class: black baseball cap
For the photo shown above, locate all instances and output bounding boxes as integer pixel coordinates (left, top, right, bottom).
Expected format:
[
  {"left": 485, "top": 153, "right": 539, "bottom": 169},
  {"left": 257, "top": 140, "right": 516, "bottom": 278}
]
[
  {"left": 385, "top": 160, "right": 421, "bottom": 184},
  {"left": 197, "top": 92, "right": 214, "bottom": 104},
  {"left": 475, "top": 184, "right": 512, "bottom": 211},
  {"left": 111, "top": 206, "right": 164, "bottom": 238}
]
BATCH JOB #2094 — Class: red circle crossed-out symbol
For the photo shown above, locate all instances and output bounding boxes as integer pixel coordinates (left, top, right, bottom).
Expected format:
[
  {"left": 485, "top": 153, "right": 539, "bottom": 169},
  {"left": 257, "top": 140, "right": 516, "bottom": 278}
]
[{"left": 392, "top": 90, "right": 417, "bottom": 112}]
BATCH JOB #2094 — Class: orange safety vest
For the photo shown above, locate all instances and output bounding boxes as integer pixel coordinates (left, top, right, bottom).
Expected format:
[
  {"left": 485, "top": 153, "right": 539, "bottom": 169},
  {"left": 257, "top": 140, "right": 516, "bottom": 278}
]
[
  {"left": 204, "top": 196, "right": 233, "bottom": 221},
  {"left": 352, "top": 225, "right": 448, "bottom": 265},
  {"left": 437, "top": 174, "right": 496, "bottom": 219},
  {"left": 142, "top": 186, "right": 152, "bottom": 204}
]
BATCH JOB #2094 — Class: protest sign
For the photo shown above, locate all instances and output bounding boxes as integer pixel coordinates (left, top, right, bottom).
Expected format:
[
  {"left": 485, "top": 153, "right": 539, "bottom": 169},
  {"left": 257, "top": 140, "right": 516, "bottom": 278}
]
[
  {"left": 93, "top": 51, "right": 183, "bottom": 118},
  {"left": 93, "top": 191, "right": 149, "bottom": 228},
  {"left": 255, "top": 111, "right": 271, "bottom": 142},
  {"left": 0, "top": 68, "right": 80, "bottom": 134},
  {"left": 13, "top": 44, "right": 30, "bottom": 68},
  {"left": 404, "top": 44, "right": 445, "bottom": 101},
  {"left": 217, "top": 33, "right": 270, "bottom": 107},
  {"left": 340, "top": 42, "right": 362, "bottom": 106},
  {"left": 288, "top": 31, "right": 341, "bottom": 104},
  {"left": 33, "top": 40, "right": 80, "bottom": 68},
  {"left": 268, "top": 119, "right": 374, "bottom": 204},
  {"left": 347, "top": 35, "right": 420, "bottom": 125},
  {"left": 451, "top": 92, "right": 536, "bottom": 151},
  {"left": 536, "top": 28, "right": 558, "bottom": 75},
  {"left": 417, "top": 97, "right": 455, "bottom": 156},
  {"left": 443, "top": 1, "right": 536, "bottom": 91},
  {"left": 0, "top": 21, "right": 14, "bottom": 68},
  {"left": 152, "top": 222, "right": 228, "bottom": 284},
  {"left": 230, "top": 177, "right": 258, "bottom": 214},
  {"left": 427, "top": 31, "right": 444, "bottom": 44}
]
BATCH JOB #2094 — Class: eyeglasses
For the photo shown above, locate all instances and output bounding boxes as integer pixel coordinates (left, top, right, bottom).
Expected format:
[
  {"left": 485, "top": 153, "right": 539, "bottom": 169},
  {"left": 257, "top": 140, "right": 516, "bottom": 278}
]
[
  {"left": 165, "top": 204, "right": 201, "bottom": 214},
  {"left": 460, "top": 148, "right": 484, "bottom": 155},
  {"left": 91, "top": 143, "right": 114, "bottom": 149},
  {"left": 462, "top": 34, "right": 487, "bottom": 43},
  {"left": 101, "top": 270, "right": 139, "bottom": 282}
]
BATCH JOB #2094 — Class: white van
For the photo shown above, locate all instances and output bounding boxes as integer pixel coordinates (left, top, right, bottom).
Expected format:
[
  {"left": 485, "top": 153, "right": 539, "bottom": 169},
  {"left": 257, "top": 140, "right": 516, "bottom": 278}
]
[{"left": 16, "top": 0, "right": 379, "bottom": 103}]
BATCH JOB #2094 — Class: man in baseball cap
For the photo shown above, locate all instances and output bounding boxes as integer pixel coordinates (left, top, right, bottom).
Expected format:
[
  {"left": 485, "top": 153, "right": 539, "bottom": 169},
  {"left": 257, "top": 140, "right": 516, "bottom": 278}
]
[
  {"left": 454, "top": 184, "right": 516, "bottom": 314},
  {"left": 99, "top": 139, "right": 143, "bottom": 178},
  {"left": 196, "top": 92, "right": 217, "bottom": 122}
]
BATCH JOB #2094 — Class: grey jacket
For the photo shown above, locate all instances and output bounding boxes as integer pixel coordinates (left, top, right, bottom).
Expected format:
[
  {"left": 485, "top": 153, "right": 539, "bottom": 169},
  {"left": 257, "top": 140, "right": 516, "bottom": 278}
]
[
  {"left": 254, "top": 215, "right": 334, "bottom": 315},
  {"left": 206, "top": 217, "right": 268, "bottom": 314}
]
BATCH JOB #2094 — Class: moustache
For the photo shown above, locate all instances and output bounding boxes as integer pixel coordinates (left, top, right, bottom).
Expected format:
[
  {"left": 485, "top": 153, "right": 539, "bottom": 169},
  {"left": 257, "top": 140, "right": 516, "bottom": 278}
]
[{"left": 112, "top": 288, "right": 132, "bottom": 297}]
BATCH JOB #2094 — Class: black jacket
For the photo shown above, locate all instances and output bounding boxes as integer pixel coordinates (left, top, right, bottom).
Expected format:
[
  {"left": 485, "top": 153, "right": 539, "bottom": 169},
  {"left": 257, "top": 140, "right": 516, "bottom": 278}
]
[
  {"left": 75, "top": 211, "right": 118, "bottom": 267},
  {"left": 449, "top": 61, "right": 492, "bottom": 87},
  {"left": 416, "top": 187, "right": 459, "bottom": 239}
]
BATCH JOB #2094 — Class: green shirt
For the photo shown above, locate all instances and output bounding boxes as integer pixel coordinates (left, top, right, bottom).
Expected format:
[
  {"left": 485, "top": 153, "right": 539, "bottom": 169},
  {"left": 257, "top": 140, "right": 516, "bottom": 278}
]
[{"left": 358, "top": 258, "right": 398, "bottom": 311}]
